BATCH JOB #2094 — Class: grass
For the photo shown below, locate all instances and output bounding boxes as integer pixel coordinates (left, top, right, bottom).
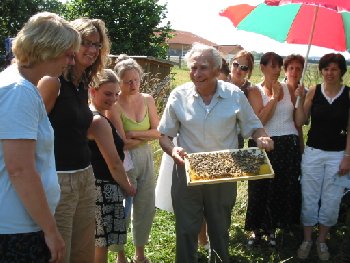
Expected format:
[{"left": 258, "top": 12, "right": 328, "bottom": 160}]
[{"left": 107, "top": 66, "right": 350, "bottom": 263}]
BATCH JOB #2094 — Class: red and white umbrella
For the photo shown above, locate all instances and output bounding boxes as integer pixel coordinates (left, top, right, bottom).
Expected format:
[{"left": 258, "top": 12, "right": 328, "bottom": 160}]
[{"left": 220, "top": 0, "right": 350, "bottom": 105}]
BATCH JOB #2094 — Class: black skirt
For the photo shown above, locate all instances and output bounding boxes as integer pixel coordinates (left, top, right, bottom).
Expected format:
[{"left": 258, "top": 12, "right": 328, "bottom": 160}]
[{"left": 245, "top": 135, "right": 302, "bottom": 231}]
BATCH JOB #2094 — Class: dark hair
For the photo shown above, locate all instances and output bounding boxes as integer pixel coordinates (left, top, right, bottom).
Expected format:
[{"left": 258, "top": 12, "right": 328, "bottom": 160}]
[
  {"left": 319, "top": 53, "right": 347, "bottom": 77},
  {"left": 283, "top": 54, "right": 305, "bottom": 71},
  {"left": 260, "top": 52, "right": 283, "bottom": 67},
  {"left": 220, "top": 58, "right": 230, "bottom": 76}
]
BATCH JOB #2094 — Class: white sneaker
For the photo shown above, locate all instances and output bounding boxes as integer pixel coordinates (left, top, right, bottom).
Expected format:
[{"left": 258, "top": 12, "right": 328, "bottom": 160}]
[
  {"left": 316, "top": 241, "right": 330, "bottom": 261},
  {"left": 297, "top": 241, "right": 312, "bottom": 259}
]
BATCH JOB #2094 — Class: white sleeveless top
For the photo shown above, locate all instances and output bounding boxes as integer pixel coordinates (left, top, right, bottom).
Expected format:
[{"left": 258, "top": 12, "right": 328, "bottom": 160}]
[{"left": 257, "top": 83, "right": 298, "bottom": 137}]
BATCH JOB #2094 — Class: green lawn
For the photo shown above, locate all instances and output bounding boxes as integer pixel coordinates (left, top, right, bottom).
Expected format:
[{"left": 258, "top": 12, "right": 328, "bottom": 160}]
[{"left": 107, "top": 66, "right": 350, "bottom": 263}]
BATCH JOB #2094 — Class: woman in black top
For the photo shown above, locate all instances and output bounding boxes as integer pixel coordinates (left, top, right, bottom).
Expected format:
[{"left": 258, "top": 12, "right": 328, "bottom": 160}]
[
  {"left": 44, "top": 18, "right": 111, "bottom": 263},
  {"left": 88, "top": 69, "right": 136, "bottom": 263},
  {"left": 295, "top": 53, "right": 350, "bottom": 261}
]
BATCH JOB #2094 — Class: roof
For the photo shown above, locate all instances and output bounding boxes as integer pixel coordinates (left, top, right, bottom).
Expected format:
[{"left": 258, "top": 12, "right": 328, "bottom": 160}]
[
  {"left": 167, "top": 30, "right": 217, "bottom": 46},
  {"left": 109, "top": 55, "right": 175, "bottom": 66},
  {"left": 217, "top": 45, "right": 243, "bottom": 55}
]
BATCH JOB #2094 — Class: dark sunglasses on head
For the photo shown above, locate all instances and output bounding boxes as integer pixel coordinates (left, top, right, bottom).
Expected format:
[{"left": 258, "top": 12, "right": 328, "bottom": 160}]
[{"left": 232, "top": 62, "right": 249, "bottom": 72}]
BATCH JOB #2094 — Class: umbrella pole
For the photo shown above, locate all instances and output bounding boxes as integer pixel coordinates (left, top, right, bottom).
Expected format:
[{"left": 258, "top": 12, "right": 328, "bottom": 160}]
[{"left": 295, "top": 5, "right": 319, "bottom": 108}]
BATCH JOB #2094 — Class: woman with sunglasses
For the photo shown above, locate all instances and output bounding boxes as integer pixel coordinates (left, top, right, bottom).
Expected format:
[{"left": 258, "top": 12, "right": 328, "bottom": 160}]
[
  {"left": 43, "top": 18, "right": 110, "bottom": 263},
  {"left": 230, "top": 50, "right": 255, "bottom": 95},
  {"left": 245, "top": 52, "right": 302, "bottom": 248},
  {"left": 107, "top": 55, "right": 160, "bottom": 263},
  {"left": 230, "top": 50, "right": 255, "bottom": 148}
]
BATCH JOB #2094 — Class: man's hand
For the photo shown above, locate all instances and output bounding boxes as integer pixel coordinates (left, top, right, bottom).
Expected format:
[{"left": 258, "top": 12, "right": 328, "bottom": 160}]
[{"left": 171, "top": 146, "right": 187, "bottom": 166}]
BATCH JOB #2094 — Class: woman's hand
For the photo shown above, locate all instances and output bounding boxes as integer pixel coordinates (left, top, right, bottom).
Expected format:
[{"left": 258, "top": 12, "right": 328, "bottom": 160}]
[
  {"left": 44, "top": 227, "right": 65, "bottom": 263},
  {"left": 339, "top": 156, "right": 350, "bottom": 176},
  {"left": 256, "top": 136, "right": 274, "bottom": 152},
  {"left": 295, "top": 85, "right": 306, "bottom": 100},
  {"left": 271, "top": 81, "right": 281, "bottom": 100},
  {"left": 124, "top": 181, "right": 137, "bottom": 196},
  {"left": 125, "top": 131, "right": 135, "bottom": 139}
]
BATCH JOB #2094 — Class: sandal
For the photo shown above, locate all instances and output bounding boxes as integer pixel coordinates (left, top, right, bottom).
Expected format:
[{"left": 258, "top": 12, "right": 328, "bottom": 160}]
[
  {"left": 267, "top": 233, "right": 276, "bottom": 247},
  {"left": 131, "top": 257, "right": 151, "bottom": 263},
  {"left": 247, "top": 232, "right": 261, "bottom": 247}
]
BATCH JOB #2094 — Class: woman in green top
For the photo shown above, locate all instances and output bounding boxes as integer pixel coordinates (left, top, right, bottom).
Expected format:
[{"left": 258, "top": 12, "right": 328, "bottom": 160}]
[{"left": 107, "top": 55, "right": 160, "bottom": 263}]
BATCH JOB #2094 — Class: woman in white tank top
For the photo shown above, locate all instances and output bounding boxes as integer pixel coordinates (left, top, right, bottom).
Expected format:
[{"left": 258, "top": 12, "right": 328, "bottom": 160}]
[{"left": 244, "top": 52, "right": 302, "bottom": 248}]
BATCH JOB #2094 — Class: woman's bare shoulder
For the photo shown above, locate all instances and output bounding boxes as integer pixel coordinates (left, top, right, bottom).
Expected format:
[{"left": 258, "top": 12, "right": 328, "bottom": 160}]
[
  {"left": 38, "top": 76, "right": 60, "bottom": 87},
  {"left": 141, "top": 92, "right": 155, "bottom": 103}
]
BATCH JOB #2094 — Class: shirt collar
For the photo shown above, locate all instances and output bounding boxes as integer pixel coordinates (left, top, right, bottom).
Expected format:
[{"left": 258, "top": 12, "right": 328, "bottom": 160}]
[{"left": 189, "top": 80, "right": 229, "bottom": 99}]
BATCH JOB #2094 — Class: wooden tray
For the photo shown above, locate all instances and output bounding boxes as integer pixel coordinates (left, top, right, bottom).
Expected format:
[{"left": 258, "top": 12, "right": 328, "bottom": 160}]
[{"left": 185, "top": 147, "right": 274, "bottom": 186}]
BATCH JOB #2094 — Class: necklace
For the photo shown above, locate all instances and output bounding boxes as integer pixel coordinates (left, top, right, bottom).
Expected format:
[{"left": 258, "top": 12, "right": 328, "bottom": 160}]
[{"left": 232, "top": 79, "right": 247, "bottom": 90}]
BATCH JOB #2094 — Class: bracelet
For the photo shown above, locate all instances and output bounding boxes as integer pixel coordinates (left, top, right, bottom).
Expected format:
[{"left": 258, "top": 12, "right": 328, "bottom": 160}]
[{"left": 344, "top": 153, "right": 350, "bottom": 158}]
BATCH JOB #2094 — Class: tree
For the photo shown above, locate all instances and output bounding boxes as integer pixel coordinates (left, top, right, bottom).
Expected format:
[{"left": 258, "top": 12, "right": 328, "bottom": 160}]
[
  {"left": 0, "top": 0, "right": 172, "bottom": 65},
  {"left": 64, "top": 0, "right": 172, "bottom": 58},
  {"left": 0, "top": 0, "right": 65, "bottom": 67}
]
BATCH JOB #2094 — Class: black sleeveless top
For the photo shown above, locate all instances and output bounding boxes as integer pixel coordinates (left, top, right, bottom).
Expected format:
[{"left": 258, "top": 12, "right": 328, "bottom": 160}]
[
  {"left": 89, "top": 111, "right": 125, "bottom": 182},
  {"left": 49, "top": 76, "right": 93, "bottom": 170},
  {"left": 307, "top": 84, "right": 349, "bottom": 151}
]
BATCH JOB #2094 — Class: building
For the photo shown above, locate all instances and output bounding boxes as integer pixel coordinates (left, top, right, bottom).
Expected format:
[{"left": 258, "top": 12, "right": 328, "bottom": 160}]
[
  {"left": 167, "top": 30, "right": 242, "bottom": 63},
  {"left": 167, "top": 30, "right": 218, "bottom": 56}
]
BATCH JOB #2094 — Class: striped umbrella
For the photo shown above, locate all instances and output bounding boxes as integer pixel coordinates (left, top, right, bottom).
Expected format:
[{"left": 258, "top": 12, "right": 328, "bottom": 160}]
[{"left": 220, "top": 0, "right": 350, "bottom": 106}]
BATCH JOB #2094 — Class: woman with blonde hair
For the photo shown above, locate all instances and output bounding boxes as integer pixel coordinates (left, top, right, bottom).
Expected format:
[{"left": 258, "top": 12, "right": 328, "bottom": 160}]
[
  {"left": 0, "top": 12, "right": 80, "bottom": 263},
  {"left": 42, "top": 18, "right": 111, "bottom": 263},
  {"left": 88, "top": 69, "right": 136, "bottom": 263},
  {"left": 107, "top": 55, "right": 160, "bottom": 263}
]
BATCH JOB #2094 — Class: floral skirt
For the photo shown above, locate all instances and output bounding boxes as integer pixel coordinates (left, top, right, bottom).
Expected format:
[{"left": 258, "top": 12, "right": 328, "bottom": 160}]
[{"left": 95, "top": 179, "right": 127, "bottom": 247}]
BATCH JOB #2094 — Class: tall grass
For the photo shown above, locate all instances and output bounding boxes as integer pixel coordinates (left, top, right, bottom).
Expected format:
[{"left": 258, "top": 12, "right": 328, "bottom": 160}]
[{"left": 108, "top": 65, "right": 350, "bottom": 263}]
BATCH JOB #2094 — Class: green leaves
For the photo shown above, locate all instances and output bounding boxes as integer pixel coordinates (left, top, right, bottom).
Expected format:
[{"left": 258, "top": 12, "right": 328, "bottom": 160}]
[
  {"left": 0, "top": 0, "right": 172, "bottom": 67},
  {"left": 64, "top": 0, "right": 172, "bottom": 58}
]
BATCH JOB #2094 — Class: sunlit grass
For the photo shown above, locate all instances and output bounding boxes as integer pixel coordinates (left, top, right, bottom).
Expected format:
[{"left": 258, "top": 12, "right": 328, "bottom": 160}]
[{"left": 107, "top": 65, "right": 350, "bottom": 263}]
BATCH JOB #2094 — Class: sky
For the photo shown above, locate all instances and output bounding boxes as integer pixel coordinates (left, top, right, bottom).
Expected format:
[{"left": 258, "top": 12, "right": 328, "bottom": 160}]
[{"left": 157, "top": 0, "right": 350, "bottom": 59}]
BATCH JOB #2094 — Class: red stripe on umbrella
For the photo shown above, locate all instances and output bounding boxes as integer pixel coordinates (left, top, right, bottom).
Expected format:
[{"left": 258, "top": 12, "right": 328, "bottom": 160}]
[
  {"left": 266, "top": 0, "right": 350, "bottom": 12},
  {"left": 219, "top": 4, "right": 256, "bottom": 27},
  {"left": 287, "top": 4, "right": 347, "bottom": 51}
]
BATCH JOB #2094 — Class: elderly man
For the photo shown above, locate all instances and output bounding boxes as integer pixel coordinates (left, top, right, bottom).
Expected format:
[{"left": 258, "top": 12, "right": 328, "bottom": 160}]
[{"left": 158, "top": 43, "right": 273, "bottom": 263}]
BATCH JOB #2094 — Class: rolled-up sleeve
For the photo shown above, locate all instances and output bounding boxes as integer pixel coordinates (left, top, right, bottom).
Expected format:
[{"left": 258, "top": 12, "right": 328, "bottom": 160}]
[
  {"left": 158, "top": 92, "right": 180, "bottom": 138},
  {"left": 237, "top": 94, "right": 263, "bottom": 139}
]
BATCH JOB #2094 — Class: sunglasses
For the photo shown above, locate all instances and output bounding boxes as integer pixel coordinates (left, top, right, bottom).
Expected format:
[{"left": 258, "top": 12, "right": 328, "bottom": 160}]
[{"left": 232, "top": 62, "right": 249, "bottom": 72}]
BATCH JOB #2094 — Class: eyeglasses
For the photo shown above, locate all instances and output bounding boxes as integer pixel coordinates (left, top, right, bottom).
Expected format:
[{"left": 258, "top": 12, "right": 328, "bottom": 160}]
[
  {"left": 81, "top": 39, "right": 102, "bottom": 50},
  {"left": 123, "top": 79, "right": 140, "bottom": 85},
  {"left": 232, "top": 62, "right": 249, "bottom": 72}
]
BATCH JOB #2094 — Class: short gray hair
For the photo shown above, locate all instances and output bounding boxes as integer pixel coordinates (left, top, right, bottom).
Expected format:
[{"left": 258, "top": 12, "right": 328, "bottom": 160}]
[{"left": 184, "top": 42, "right": 222, "bottom": 70}]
